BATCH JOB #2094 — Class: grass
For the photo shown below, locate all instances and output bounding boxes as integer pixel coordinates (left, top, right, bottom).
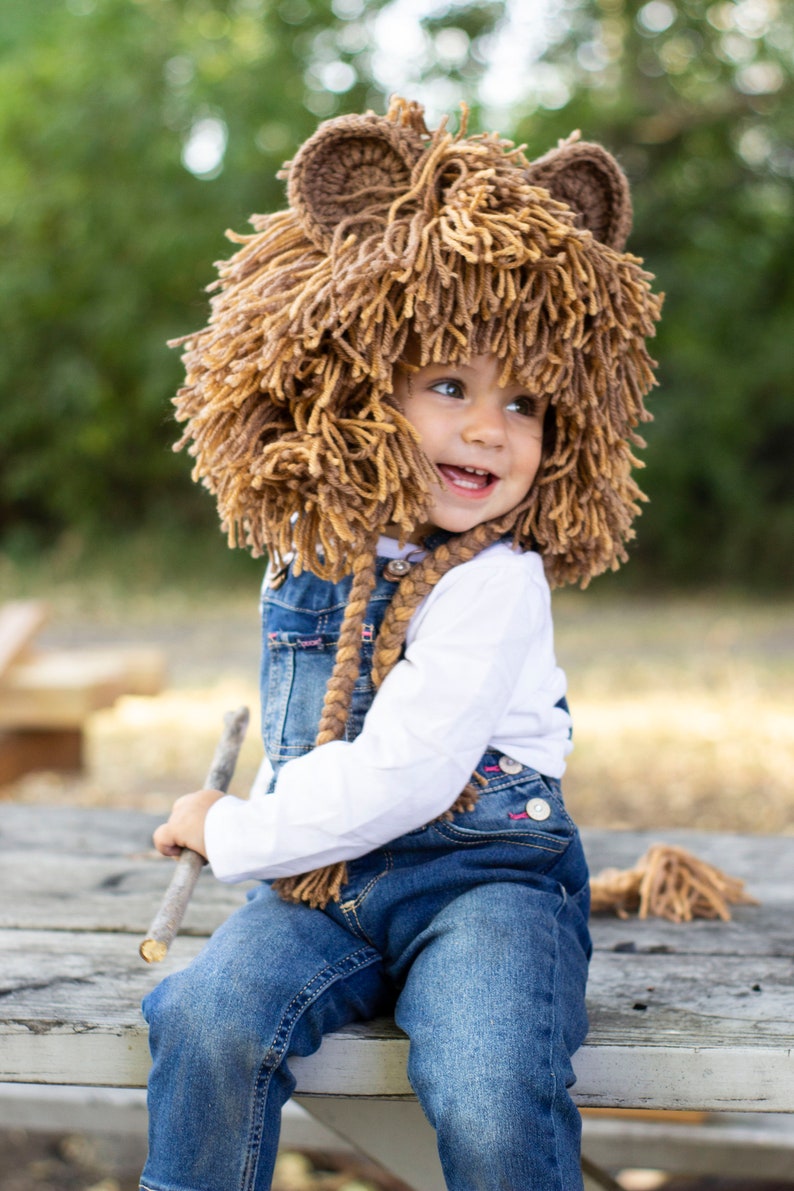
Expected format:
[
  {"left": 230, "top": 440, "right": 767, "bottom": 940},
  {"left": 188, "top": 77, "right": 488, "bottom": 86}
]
[{"left": 2, "top": 535, "right": 793, "bottom": 837}]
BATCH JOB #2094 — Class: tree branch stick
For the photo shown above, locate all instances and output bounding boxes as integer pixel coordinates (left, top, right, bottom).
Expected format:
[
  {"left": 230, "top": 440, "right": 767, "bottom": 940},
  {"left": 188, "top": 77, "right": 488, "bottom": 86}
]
[{"left": 139, "top": 705, "right": 249, "bottom": 963}]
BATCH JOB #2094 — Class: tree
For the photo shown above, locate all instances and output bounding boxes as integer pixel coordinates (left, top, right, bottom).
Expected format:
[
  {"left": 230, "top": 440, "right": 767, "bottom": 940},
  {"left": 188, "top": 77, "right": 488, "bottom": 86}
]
[{"left": 0, "top": 0, "right": 411, "bottom": 543}]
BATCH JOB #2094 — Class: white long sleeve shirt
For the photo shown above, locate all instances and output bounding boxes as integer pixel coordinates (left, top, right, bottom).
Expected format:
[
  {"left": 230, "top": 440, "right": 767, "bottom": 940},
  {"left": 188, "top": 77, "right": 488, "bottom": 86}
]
[{"left": 205, "top": 538, "right": 571, "bottom": 883}]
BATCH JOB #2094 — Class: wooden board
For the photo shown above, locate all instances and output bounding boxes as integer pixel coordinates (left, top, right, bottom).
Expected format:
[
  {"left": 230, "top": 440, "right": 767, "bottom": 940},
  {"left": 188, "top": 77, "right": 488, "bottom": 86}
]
[
  {"left": 61, "top": 646, "right": 166, "bottom": 697},
  {"left": 1, "top": 928, "right": 793, "bottom": 1109},
  {"left": 580, "top": 1111, "right": 794, "bottom": 1180},
  {"left": 0, "top": 728, "right": 83, "bottom": 784},
  {"left": 0, "top": 806, "right": 250, "bottom": 934},
  {"left": 1, "top": 811, "right": 785, "bottom": 952},
  {"left": 0, "top": 648, "right": 165, "bottom": 729},
  {"left": 1, "top": 806, "right": 793, "bottom": 1112}
]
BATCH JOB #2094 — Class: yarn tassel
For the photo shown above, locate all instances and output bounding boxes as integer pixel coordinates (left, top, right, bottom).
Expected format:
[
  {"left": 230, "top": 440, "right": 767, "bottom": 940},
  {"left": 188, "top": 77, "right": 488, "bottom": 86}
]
[
  {"left": 274, "top": 861, "right": 349, "bottom": 910},
  {"left": 590, "top": 844, "right": 758, "bottom": 923}
]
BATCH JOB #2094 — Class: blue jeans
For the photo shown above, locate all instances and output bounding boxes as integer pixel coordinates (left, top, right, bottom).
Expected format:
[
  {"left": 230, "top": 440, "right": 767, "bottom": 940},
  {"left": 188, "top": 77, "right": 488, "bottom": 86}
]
[{"left": 140, "top": 761, "right": 591, "bottom": 1191}]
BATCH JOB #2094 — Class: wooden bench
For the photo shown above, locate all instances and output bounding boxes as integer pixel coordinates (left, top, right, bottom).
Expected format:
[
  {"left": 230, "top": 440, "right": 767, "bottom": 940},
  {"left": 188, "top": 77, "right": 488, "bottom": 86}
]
[{"left": 1, "top": 804, "right": 793, "bottom": 1189}]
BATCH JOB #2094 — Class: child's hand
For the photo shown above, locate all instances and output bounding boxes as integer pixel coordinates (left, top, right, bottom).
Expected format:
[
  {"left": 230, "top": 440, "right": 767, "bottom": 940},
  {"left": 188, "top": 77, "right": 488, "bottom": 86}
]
[{"left": 153, "top": 789, "right": 226, "bottom": 861}]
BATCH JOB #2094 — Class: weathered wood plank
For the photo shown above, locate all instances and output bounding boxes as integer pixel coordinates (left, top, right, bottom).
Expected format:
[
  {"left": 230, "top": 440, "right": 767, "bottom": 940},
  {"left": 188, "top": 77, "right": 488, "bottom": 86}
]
[
  {"left": 70, "top": 647, "right": 166, "bottom": 697},
  {"left": 296, "top": 1099, "right": 447, "bottom": 1191},
  {"left": 0, "top": 806, "right": 162, "bottom": 855},
  {"left": 1, "top": 808, "right": 789, "bottom": 954},
  {"left": 0, "top": 653, "right": 122, "bottom": 726},
  {"left": 0, "top": 805, "right": 250, "bottom": 934},
  {"left": 0, "top": 854, "right": 249, "bottom": 934},
  {"left": 2, "top": 806, "right": 793, "bottom": 1113},
  {"left": 2, "top": 848, "right": 788, "bottom": 955},
  {"left": 1, "top": 804, "right": 788, "bottom": 890},
  {"left": 3, "top": 931, "right": 790, "bottom": 1050},
  {"left": 584, "top": 827, "right": 791, "bottom": 904},
  {"left": 0, "top": 649, "right": 164, "bottom": 729},
  {"left": 580, "top": 1112, "right": 794, "bottom": 1179},
  {"left": 2, "top": 806, "right": 787, "bottom": 896},
  {"left": 1, "top": 929, "right": 793, "bottom": 1109}
]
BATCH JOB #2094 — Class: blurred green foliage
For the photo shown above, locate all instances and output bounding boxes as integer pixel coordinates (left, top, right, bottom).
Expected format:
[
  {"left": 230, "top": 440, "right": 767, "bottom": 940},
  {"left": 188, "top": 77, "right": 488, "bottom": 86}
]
[
  {"left": 1, "top": 0, "right": 791, "bottom": 587},
  {"left": 513, "top": 0, "right": 794, "bottom": 586}
]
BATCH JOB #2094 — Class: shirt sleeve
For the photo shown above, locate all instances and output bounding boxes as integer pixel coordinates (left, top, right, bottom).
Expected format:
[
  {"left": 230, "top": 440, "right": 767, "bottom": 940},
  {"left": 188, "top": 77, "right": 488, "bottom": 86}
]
[{"left": 205, "top": 554, "right": 544, "bottom": 883}]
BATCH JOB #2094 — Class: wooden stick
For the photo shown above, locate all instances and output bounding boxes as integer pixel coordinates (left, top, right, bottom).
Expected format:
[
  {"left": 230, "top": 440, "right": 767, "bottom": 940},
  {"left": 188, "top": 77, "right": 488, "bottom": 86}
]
[{"left": 139, "top": 706, "right": 249, "bottom": 963}]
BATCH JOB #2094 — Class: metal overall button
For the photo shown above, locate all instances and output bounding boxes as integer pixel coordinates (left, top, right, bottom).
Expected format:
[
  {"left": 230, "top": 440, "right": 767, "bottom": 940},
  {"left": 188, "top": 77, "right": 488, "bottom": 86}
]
[
  {"left": 384, "top": 558, "right": 412, "bottom": 581},
  {"left": 498, "top": 755, "right": 523, "bottom": 775},
  {"left": 526, "top": 797, "right": 551, "bottom": 821}
]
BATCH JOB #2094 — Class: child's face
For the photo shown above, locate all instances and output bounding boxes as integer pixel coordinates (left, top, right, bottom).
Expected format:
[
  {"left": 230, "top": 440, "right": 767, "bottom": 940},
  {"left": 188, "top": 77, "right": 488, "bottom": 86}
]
[{"left": 392, "top": 353, "right": 548, "bottom": 541}]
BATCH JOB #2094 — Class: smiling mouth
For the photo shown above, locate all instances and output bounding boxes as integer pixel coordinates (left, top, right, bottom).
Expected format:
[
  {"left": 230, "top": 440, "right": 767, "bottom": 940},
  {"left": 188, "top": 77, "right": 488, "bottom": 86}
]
[{"left": 437, "top": 464, "right": 497, "bottom": 494}]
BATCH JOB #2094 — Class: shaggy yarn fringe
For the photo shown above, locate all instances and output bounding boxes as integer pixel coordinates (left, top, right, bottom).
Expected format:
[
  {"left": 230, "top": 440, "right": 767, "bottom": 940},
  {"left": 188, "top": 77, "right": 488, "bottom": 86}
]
[
  {"left": 590, "top": 844, "right": 758, "bottom": 923},
  {"left": 172, "top": 98, "right": 662, "bottom": 590}
]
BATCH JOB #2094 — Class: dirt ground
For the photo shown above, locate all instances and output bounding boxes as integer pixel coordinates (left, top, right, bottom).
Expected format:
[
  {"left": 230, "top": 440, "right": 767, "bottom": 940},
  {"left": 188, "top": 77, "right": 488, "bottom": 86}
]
[
  {"left": 2, "top": 578, "right": 793, "bottom": 1191},
  {"left": 2, "top": 1127, "right": 794, "bottom": 1191},
  {"left": 0, "top": 1131, "right": 418, "bottom": 1191}
]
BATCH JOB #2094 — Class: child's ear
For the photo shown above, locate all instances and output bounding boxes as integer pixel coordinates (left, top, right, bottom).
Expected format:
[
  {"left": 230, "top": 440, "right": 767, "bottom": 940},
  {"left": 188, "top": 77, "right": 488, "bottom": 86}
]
[
  {"left": 527, "top": 135, "right": 633, "bottom": 250},
  {"left": 285, "top": 112, "right": 426, "bottom": 251}
]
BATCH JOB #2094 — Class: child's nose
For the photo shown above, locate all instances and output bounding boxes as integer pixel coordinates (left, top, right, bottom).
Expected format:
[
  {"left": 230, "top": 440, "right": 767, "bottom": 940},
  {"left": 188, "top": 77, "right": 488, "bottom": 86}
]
[{"left": 461, "top": 403, "right": 505, "bottom": 446}]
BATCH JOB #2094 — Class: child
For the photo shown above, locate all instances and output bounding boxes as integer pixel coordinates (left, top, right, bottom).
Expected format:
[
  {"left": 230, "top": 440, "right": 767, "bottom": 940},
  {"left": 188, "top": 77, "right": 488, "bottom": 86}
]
[{"left": 141, "top": 98, "right": 661, "bottom": 1191}]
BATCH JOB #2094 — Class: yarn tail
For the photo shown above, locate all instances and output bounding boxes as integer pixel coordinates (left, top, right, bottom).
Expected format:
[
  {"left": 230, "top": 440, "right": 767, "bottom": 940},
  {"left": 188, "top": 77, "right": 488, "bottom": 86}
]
[{"left": 272, "top": 861, "right": 348, "bottom": 909}]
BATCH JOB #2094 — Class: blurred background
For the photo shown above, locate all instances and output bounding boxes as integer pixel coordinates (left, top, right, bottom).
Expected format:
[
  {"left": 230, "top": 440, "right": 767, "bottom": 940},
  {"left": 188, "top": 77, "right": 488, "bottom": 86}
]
[
  {"left": 0, "top": 3, "right": 792, "bottom": 1187},
  {"left": 1, "top": 0, "right": 791, "bottom": 831},
  {"left": 2, "top": 0, "right": 793, "bottom": 584}
]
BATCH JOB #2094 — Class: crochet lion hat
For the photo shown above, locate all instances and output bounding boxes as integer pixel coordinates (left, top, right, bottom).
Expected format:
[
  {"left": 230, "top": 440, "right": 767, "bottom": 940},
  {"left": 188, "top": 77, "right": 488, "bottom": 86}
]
[
  {"left": 172, "top": 98, "right": 662, "bottom": 906},
  {"left": 173, "top": 96, "right": 661, "bottom": 590}
]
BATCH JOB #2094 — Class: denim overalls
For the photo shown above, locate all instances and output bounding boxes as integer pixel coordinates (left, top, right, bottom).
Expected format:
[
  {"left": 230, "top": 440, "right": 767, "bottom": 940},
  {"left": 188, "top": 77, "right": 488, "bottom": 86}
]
[{"left": 142, "top": 554, "right": 592, "bottom": 1191}]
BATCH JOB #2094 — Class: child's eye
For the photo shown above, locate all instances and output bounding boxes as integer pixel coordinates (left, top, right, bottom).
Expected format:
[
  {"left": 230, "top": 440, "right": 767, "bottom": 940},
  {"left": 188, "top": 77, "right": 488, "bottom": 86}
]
[
  {"left": 507, "top": 395, "right": 541, "bottom": 418},
  {"left": 430, "top": 379, "right": 465, "bottom": 399}
]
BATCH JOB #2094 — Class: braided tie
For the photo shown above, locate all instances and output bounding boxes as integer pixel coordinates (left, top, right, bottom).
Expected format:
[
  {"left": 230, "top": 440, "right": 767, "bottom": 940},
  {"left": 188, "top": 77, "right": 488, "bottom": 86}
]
[
  {"left": 316, "top": 548, "right": 379, "bottom": 745},
  {"left": 272, "top": 541, "right": 379, "bottom": 908}
]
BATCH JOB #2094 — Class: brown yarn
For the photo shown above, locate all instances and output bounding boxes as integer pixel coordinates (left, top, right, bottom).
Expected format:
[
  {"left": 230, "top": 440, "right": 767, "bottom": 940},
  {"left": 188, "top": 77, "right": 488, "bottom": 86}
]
[
  {"left": 287, "top": 110, "right": 426, "bottom": 251},
  {"left": 271, "top": 541, "right": 378, "bottom": 907},
  {"left": 315, "top": 543, "right": 379, "bottom": 747},
  {"left": 528, "top": 133, "right": 633, "bottom": 251},
  {"left": 590, "top": 845, "right": 758, "bottom": 923}
]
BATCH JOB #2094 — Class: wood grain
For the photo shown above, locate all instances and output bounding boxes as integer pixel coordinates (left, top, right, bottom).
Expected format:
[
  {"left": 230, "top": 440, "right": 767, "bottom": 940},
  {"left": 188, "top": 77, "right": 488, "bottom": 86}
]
[{"left": 1, "top": 804, "right": 792, "bottom": 1111}]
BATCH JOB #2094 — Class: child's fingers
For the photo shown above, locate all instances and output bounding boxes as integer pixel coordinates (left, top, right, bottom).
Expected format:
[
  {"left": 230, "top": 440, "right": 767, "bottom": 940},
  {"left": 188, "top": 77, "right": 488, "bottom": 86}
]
[
  {"left": 152, "top": 789, "right": 224, "bottom": 859},
  {"left": 152, "top": 822, "right": 183, "bottom": 857}
]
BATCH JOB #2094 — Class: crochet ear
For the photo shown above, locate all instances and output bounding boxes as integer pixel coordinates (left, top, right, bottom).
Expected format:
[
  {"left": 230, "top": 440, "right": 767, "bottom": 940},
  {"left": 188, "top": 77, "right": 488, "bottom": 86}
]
[
  {"left": 527, "top": 137, "right": 633, "bottom": 250},
  {"left": 286, "top": 112, "right": 427, "bottom": 251}
]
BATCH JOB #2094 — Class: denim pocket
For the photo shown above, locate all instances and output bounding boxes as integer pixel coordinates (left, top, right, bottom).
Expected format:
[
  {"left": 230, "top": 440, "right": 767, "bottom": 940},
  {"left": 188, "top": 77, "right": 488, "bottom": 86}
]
[
  {"left": 263, "top": 630, "right": 375, "bottom": 761},
  {"left": 429, "top": 769, "right": 575, "bottom": 868}
]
